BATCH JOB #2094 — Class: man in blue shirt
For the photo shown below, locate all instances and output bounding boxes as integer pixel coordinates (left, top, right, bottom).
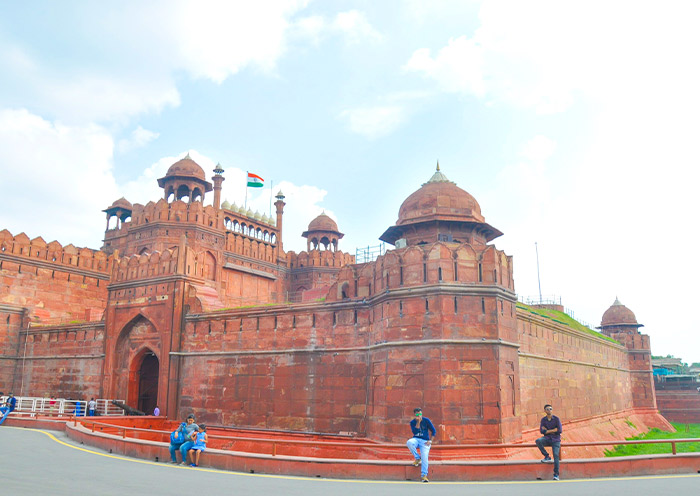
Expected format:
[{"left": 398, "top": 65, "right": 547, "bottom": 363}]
[
  {"left": 0, "top": 393, "right": 17, "bottom": 424},
  {"left": 407, "top": 407, "right": 437, "bottom": 482},
  {"left": 536, "top": 404, "right": 563, "bottom": 480},
  {"left": 0, "top": 393, "right": 16, "bottom": 415}
]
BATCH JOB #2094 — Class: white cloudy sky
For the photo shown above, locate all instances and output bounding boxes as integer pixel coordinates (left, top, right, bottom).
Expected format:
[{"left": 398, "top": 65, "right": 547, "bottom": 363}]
[{"left": 1, "top": 1, "right": 698, "bottom": 363}]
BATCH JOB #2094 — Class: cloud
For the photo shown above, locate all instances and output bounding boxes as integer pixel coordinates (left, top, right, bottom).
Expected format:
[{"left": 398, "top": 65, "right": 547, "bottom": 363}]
[
  {"left": 404, "top": 36, "right": 485, "bottom": 97},
  {"left": 0, "top": 108, "right": 118, "bottom": 247},
  {"left": 403, "top": 1, "right": 700, "bottom": 114},
  {"left": 117, "top": 126, "right": 160, "bottom": 154},
  {"left": 332, "top": 10, "right": 382, "bottom": 44},
  {"left": 520, "top": 135, "right": 556, "bottom": 163},
  {"left": 0, "top": 1, "right": 311, "bottom": 124},
  {"left": 293, "top": 9, "right": 382, "bottom": 46},
  {"left": 338, "top": 105, "right": 405, "bottom": 139},
  {"left": 171, "top": 0, "right": 310, "bottom": 83}
]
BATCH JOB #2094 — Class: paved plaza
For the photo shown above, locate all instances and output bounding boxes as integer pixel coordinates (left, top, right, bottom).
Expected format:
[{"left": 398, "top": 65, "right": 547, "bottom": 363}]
[{"left": 0, "top": 427, "right": 698, "bottom": 496}]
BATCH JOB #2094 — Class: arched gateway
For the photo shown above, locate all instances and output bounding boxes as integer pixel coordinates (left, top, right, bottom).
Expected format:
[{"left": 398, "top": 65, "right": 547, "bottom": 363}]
[
  {"left": 113, "top": 315, "right": 162, "bottom": 413},
  {"left": 136, "top": 350, "right": 159, "bottom": 414}
]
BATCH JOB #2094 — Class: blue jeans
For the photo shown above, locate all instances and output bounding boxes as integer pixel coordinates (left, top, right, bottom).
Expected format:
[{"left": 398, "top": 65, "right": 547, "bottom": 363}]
[
  {"left": 169, "top": 442, "right": 183, "bottom": 462},
  {"left": 407, "top": 437, "right": 431, "bottom": 477},
  {"left": 169, "top": 441, "right": 194, "bottom": 462},
  {"left": 0, "top": 407, "right": 9, "bottom": 416},
  {"left": 536, "top": 437, "right": 560, "bottom": 476},
  {"left": 180, "top": 441, "right": 194, "bottom": 461}
]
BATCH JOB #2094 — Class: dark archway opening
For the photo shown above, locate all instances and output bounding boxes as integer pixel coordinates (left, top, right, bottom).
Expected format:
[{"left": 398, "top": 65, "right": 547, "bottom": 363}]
[{"left": 138, "top": 352, "right": 159, "bottom": 414}]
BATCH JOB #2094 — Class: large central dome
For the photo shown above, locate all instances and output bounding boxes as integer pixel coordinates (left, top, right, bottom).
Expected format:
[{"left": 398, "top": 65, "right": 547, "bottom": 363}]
[
  {"left": 380, "top": 165, "right": 502, "bottom": 246},
  {"left": 397, "top": 168, "right": 485, "bottom": 226}
]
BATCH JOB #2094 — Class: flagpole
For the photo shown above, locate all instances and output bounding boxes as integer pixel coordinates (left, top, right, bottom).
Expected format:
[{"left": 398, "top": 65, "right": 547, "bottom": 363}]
[{"left": 244, "top": 170, "right": 248, "bottom": 210}]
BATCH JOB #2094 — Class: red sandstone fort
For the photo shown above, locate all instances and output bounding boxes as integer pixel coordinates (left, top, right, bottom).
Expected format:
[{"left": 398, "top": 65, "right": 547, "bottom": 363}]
[{"left": 0, "top": 156, "right": 674, "bottom": 443}]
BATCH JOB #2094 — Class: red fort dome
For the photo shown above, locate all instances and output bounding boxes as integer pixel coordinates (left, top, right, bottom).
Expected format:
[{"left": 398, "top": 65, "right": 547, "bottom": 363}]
[
  {"left": 164, "top": 155, "right": 207, "bottom": 181},
  {"left": 302, "top": 212, "right": 343, "bottom": 252},
  {"left": 307, "top": 212, "right": 339, "bottom": 233},
  {"left": 157, "top": 153, "right": 212, "bottom": 202},
  {"left": 598, "top": 298, "right": 643, "bottom": 336},
  {"left": 381, "top": 164, "right": 502, "bottom": 247},
  {"left": 601, "top": 298, "right": 639, "bottom": 326},
  {"left": 397, "top": 168, "right": 484, "bottom": 226}
]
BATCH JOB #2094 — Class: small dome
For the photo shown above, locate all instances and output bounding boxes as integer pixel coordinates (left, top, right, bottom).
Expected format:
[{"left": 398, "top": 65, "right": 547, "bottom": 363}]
[
  {"left": 254, "top": 211, "right": 262, "bottom": 221},
  {"left": 109, "top": 197, "right": 132, "bottom": 210},
  {"left": 246, "top": 208, "right": 253, "bottom": 217},
  {"left": 221, "top": 200, "right": 231, "bottom": 210},
  {"left": 307, "top": 212, "right": 339, "bottom": 233},
  {"left": 601, "top": 298, "right": 639, "bottom": 326},
  {"left": 164, "top": 154, "right": 206, "bottom": 181},
  {"left": 397, "top": 169, "right": 484, "bottom": 226}
]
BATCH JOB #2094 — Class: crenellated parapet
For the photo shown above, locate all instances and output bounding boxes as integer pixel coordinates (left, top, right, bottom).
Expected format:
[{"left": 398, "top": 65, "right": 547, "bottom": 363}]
[
  {"left": 106, "top": 199, "right": 221, "bottom": 235},
  {"left": 111, "top": 247, "right": 181, "bottom": 283},
  {"left": 326, "top": 242, "right": 513, "bottom": 302},
  {"left": 288, "top": 249, "right": 354, "bottom": 269},
  {"left": 0, "top": 229, "right": 111, "bottom": 274},
  {"left": 286, "top": 250, "right": 354, "bottom": 302}
]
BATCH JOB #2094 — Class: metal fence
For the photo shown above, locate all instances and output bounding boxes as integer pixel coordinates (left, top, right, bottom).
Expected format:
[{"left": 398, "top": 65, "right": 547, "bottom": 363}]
[{"left": 1, "top": 396, "right": 125, "bottom": 417}]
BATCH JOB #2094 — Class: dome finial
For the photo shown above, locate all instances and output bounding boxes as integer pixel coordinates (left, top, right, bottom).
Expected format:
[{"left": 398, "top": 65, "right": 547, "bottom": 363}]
[
  {"left": 184, "top": 151, "right": 191, "bottom": 159},
  {"left": 426, "top": 162, "right": 450, "bottom": 184}
]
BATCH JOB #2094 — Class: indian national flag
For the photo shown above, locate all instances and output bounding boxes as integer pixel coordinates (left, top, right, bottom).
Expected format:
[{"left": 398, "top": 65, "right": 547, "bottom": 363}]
[{"left": 247, "top": 172, "right": 264, "bottom": 188}]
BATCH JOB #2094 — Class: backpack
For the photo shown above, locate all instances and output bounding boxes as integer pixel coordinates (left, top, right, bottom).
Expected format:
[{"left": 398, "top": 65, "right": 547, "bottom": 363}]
[{"left": 170, "top": 422, "right": 187, "bottom": 444}]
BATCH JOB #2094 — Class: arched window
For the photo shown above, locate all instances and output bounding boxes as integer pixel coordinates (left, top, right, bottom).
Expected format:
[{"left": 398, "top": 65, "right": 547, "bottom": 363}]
[{"left": 176, "top": 185, "right": 190, "bottom": 202}]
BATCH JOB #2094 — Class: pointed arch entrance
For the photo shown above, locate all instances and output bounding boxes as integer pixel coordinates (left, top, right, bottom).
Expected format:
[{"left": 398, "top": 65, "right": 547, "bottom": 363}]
[
  {"left": 136, "top": 350, "right": 159, "bottom": 414},
  {"left": 113, "top": 314, "right": 162, "bottom": 412}
]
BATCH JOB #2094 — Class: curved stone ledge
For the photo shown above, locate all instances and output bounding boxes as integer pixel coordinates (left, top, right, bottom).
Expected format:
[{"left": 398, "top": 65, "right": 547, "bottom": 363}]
[{"left": 49, "top": 420, "right": 700, "bottom": 481}]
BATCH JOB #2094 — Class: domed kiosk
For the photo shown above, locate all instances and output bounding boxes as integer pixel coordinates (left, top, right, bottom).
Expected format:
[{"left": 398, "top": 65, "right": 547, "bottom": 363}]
[
  {"left": 302, "top": 212, "right": 344, "bottom": 251},
  {"left": 103, "top": 197, "right": 133, "bottom": 230},
  {"left": 157, "top": 153, "right": 213, "bottom": 203},
  {"left": 380, "top": 164, "right": 502, "bottom": 247},
  {"left": 598, "top": 297, "right": 644, "bottom": 336}
]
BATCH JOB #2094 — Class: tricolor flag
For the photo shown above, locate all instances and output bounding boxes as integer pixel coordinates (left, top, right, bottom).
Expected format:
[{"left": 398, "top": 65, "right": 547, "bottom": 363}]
[{"left": 247, "top": 172, "right": 264, "bottom": 188}]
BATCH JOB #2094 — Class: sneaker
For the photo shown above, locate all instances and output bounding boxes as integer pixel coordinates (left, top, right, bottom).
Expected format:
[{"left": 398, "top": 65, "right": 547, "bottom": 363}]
[
  {"left": 541, "top": 456, "right": 552, "bottom": 463},
  {"left": 170, "top": 461, "right": 178, "bottom": 464},
  {"left": 553, "top": 475, "right": 559, "bottom": 481},
  {"left": 180, "top": 462, "right": 187, "bottom": 466},
  {"left": 421, "top": 476, "right": 429, "bottom": 483},
  {"left": 190, "top": 464, "right": 197, "bottom": 467},
  {"left": 412, "top": 459, "right": 421, "bottom": 466}
]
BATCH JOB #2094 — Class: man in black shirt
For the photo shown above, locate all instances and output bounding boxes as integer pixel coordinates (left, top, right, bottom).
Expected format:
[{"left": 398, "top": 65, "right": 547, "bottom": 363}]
[{"left": 536, "top": 404, "right": 562, "bottom": 480}]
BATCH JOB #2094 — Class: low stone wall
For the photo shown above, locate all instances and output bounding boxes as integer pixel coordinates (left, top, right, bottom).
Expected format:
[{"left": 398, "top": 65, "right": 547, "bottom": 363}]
[
  {"left": 61, "top": 420, "right": 700, "bottom": 481},
  {"left": 656, "top": 390, "right": 700, "bottom": 423}
]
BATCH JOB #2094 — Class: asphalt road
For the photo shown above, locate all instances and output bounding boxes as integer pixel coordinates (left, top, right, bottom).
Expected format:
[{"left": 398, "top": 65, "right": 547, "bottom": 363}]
[{"left": 0, "top": 426, "right": 698, "bottom": 496}]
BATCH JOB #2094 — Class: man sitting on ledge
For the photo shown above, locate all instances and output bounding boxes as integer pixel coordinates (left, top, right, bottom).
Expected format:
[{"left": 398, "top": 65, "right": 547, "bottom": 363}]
[
  {"left": 0, "top": 393, "right": 17, "bottom": 423},
  {"left": 536, "top": 404, "right": 562, "bottom": 481}
]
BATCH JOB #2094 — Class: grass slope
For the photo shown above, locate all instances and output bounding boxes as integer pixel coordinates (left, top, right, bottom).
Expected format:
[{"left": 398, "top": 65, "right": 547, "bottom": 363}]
[
  {"left": 516, "top": 303, "right": 619, "bottom": 344},
  {"left": 605, "top": 422, "right": 700, "bottom": 456}
]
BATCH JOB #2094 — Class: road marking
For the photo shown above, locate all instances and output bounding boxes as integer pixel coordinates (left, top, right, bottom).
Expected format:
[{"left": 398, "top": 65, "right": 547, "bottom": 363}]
[{"left": 9, "top": 427, "right": 700, "bottom": 485}]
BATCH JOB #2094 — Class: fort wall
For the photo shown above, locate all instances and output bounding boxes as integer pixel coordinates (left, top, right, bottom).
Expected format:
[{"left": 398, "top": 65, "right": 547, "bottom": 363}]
[
  {"left": 517, "top": 308, "right": 638, "bottom": 430},
  {"left": 8, "top": 322, "right": 105, "bottom": 398},
  {"left": 0, "top": 230, "right": 109, "bottom": 323}
]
